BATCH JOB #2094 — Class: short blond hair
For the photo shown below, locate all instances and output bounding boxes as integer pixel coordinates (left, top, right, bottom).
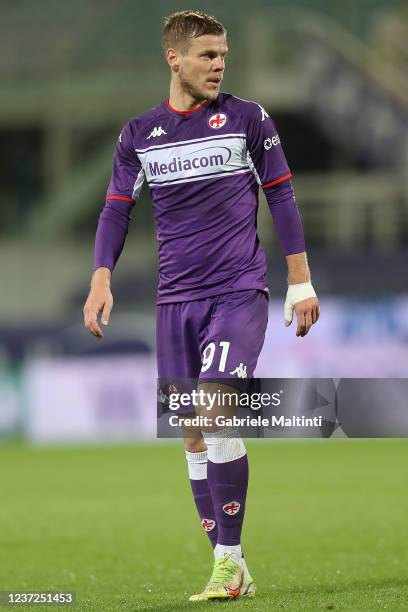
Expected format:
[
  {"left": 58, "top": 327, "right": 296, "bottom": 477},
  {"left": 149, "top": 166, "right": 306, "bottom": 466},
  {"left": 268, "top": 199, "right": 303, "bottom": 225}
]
[{"left": 162, "top": 10, "right": 226, "bottom": 54}]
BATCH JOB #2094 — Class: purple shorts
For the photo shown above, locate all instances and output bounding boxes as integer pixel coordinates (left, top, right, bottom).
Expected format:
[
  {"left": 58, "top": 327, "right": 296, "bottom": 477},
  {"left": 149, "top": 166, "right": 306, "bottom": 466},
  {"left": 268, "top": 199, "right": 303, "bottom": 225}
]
[{"left": 157, "top": 290, "right": 268, "bottom": 403}]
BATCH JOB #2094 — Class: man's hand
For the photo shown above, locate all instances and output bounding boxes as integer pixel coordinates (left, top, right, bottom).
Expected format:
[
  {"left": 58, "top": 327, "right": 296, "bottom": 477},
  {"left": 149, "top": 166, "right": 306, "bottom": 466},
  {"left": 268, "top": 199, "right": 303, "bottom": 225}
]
[
  {"left": 284, "top": 282, "right": 320, "bottom": 337},
  {"left": 83, "top": 268, "right": 113, "bottom": 338},
  {"left": 284, "top": 253, "right": 320, "bottom": 337}
]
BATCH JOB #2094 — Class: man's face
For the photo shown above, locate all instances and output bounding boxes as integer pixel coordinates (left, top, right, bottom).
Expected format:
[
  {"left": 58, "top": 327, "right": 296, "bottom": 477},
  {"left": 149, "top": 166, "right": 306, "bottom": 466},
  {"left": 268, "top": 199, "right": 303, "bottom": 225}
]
[{"left": 174, "top": 34, "right": 228, "bottom": 102}]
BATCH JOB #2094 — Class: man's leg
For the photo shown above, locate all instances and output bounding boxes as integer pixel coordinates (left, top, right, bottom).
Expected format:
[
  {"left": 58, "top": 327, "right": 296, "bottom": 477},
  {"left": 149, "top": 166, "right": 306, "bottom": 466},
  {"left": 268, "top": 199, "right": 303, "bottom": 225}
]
[
  {"left": 191, "top": 290, "right": 267, "bottom": 598},
  {"left": 188, "top": 382, "right": 254, "bottom": 600},
  {"left": 157, "top": 303, "right": 218, "bottom": 545},
  {"left": 204, "top": 427, "right": 248, "bottom": 562},
  {"left": 181, "top": 421, "right": 218, "bottom": 550},
  {"left": 158, "top": 293, "right": 265, "bottom": 600}
]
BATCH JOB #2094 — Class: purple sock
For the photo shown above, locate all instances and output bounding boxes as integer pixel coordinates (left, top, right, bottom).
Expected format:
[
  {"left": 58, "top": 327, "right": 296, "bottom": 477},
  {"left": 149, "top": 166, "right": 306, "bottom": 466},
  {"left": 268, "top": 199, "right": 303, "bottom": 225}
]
[
  {"left": 190, "top": 478, "right": 218, "bottom": 548},
  {"left": 207, "top": 455, "right": 249, "bottom": 546}
]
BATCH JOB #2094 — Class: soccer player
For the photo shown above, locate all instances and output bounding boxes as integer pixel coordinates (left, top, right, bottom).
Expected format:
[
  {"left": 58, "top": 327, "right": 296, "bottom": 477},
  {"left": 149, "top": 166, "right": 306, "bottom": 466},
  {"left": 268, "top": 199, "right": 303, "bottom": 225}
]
[{"left": 83, "top": 10, "right": 319, "bottom": 601}]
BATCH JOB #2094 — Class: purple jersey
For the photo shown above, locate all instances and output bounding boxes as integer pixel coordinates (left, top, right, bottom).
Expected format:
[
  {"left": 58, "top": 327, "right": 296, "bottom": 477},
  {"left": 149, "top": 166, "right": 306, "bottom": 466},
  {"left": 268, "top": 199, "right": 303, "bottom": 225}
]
[{"left": 106, "top": 93, "right": 292, "bottom": 304}]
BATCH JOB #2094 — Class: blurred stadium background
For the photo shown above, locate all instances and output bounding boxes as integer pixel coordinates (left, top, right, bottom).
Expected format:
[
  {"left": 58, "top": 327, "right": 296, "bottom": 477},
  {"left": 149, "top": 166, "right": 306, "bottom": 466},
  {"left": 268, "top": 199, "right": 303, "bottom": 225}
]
[{"left": 1, "top": 0, "right": 407, "bottom": 440}]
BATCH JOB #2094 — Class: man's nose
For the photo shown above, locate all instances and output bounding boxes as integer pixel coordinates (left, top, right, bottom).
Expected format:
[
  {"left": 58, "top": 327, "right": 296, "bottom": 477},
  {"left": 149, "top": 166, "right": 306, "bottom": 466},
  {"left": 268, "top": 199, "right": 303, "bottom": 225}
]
[{"left": 212, "top": 57, "right": 225, "bottom": 71}]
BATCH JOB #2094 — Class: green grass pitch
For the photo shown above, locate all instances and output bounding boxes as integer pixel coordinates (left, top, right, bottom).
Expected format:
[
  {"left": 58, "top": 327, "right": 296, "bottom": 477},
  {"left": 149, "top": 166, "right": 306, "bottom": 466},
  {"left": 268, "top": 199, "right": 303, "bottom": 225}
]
[{"left": 0, "top": 439, "right": 407, "bottom": 611}]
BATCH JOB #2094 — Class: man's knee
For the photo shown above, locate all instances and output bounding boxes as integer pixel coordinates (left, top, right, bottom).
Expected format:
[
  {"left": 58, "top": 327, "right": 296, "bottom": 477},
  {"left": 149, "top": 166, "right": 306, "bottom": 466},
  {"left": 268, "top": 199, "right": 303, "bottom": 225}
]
[{"left": 196, "top": 382, "right": 240, "bottom": 432}]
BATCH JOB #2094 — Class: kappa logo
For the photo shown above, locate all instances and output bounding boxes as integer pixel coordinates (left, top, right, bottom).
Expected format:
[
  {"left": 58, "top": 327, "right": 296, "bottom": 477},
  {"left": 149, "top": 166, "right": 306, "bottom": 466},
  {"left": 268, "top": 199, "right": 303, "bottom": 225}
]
[
  {"left": 158, "top": 383, "right": 178, "bottom": 405},
  {"left": 147, "top": 126, "right": 167, "bottom": 139},
  {"left": 223, "top": 501, "right": 241, "bottom": 516},
  {"left": 208, "top": 113, "right": 227, "bottom": 129},
  {"left": 258, "top": 104, "right": 269, "bottom": 122},
  {"left": 201, "top": 518, "right": 216, "bottom": 532},
  {"left": 229, "top": 363, "right": 247, "bottom": 378}
]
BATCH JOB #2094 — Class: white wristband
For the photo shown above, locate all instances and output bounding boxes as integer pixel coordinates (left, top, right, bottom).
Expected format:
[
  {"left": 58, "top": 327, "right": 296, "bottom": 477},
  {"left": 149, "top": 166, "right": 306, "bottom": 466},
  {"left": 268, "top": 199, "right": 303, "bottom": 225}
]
[{"left": 284, "top": 282, "right": 316, "bottom": 326}]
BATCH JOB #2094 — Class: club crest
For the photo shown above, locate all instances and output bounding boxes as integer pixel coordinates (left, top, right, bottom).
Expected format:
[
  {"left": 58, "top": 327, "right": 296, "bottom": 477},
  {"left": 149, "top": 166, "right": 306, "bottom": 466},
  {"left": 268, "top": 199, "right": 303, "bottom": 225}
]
[
  {"left": 222, "top": 501, "right": 241, "bottom": 516},
  {"left": 208, "top": 113, "right": 227, "bottom": 129},
  {"left": 201, "top": 518, "right": 216, "bottom": 532}
]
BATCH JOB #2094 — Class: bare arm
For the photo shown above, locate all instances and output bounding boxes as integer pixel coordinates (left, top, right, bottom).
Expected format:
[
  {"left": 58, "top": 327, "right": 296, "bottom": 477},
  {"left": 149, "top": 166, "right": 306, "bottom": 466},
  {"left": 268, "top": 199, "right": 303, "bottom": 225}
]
[{"left": 286, "top": 252, "right": 310, "bottom": 284}]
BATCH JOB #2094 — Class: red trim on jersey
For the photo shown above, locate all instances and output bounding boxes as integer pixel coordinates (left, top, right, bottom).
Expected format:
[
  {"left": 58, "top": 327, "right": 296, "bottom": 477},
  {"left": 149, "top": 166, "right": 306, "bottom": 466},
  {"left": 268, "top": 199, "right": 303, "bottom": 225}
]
[
  {"left": 165, "top": 99, "right": 208, "bottom": 116},
  {"left": 106, "top": 195, "right": 134, "bottom": 203},
  {"left": 261, "top": 173, "right": 292, "bottom": 189}
]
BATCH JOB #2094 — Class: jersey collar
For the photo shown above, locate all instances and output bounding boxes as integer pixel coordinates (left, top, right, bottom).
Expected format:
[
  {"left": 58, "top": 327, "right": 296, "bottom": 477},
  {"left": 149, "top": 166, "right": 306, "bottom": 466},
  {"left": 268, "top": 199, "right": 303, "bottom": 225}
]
[{"left": 165, "top": 98, "right": 209, "bottom": 117}]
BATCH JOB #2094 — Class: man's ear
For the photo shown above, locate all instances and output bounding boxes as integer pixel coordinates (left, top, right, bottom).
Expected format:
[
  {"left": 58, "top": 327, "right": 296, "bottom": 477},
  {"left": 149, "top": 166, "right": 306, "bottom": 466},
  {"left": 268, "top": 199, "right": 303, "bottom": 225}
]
[{"left": 166, "top": 48, "right": 180, "bottom": 71}]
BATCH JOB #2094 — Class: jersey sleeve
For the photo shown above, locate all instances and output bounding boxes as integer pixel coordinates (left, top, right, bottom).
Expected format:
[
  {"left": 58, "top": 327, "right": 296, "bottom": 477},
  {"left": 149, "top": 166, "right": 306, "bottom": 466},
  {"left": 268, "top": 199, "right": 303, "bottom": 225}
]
[
  {"left": 106, "top": 121, "right": 145, "bottom": 203},
  {"left": 245, "top": 102, "right": 291, "bottom": 189}
]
